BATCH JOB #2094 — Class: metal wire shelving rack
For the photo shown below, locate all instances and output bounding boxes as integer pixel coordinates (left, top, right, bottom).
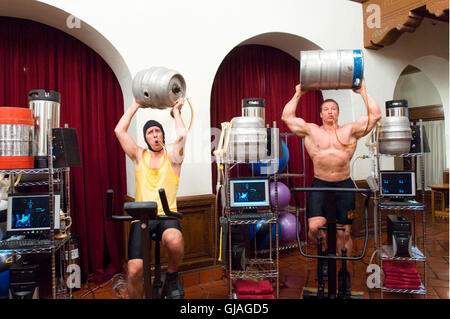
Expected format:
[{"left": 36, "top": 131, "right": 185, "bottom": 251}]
[
  {"left": 373, "top": 119, "right": 427, "bottom": 297},
  {"left": 220, "top": 130, "right": 309, "bottom": 299},
  {"left": 0, "top": 118, "right": 72, "bottom": 299},
  {"left": 222, "top": 159, "right": 280, "bottom": 298}
]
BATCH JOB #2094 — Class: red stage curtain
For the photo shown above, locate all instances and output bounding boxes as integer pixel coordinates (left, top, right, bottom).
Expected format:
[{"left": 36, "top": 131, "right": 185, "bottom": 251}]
[
  {"left": 0, "top": 17, "right": 126, "bottom": 283},
  {"left": 210, "top": 45, "right": 323, "bottom": 237}
]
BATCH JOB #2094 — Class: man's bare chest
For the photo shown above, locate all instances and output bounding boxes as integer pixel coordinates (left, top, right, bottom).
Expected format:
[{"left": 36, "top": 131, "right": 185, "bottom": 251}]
[{"left": 309, "top": 130, "right": 343, "bottom": 149}]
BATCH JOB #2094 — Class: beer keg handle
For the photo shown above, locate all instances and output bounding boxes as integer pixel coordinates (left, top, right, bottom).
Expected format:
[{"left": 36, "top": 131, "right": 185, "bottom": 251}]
[{"left": 28, "top": 90, "right": 42, "bottom": 99}]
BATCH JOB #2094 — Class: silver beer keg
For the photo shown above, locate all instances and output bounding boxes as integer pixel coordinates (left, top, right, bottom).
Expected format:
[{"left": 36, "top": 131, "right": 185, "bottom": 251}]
[
  {"left": 378, "top": 100, "right": 412, "bottom": 155},
  {"left": 0, "top": 124, "right": 31, "bottom": 156},
  {"left": 132, "top": 67, "right": 186, "bottom": 109},
  {"left": 228, "top": 98, "right": 268, "bottom": 162},
  {"left": 300, "top": 49, "right": 364, "bottom": 90},
  {"left": 28, "top": 90, "right": 61, "bottom": 168},
  {"left": 0, "top": 107, "right": 33, "bottom": 157}
]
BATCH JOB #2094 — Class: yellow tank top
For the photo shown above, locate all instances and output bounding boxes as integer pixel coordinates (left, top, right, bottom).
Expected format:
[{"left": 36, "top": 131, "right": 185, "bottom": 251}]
[{"left": 135, "top": 150, "right": 180, "bottom": 215}]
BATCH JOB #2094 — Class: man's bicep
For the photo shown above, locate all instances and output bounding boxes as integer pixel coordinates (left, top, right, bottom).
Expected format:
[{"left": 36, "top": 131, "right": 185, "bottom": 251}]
[
  {"left": 116, "top": 131, "right": 141, "bottom": 162},
  {"left": 286, "top": 117, "right": 310, "bottom": 137},
  {"left": 352, "top": 115, "right": 377, "bottom": 138}
]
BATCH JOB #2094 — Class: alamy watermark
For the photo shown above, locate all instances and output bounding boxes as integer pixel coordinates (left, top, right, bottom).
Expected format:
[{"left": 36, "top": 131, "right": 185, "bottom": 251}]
[
  {"left": 366, "top": 4, "right": 381, "bottom": 29},
  {"left": 366, "top": 250, "right": 384, "bottom": 289},
  {"left": 66, "top": 264, "right": 81, "bottom": 289},
  {"left": 161, "top": 122, "right": 282, "bottom": 171},
  {"left": 366, "top": 263, "right": 382, "bottom": 289},
  {"left": 66, "top": 15, "right": 81, "bottom": 29}
]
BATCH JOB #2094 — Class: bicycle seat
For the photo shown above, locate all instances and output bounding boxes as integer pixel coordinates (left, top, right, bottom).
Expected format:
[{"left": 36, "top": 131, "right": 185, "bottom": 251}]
[{"left": 123, "top": 201, "right": 158, "bottom": 220}]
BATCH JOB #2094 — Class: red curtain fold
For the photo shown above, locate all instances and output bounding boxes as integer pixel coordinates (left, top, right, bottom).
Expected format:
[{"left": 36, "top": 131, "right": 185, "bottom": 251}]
[
  {"left": 210, "top": 45, "right": 323, "bottom": 238},
  {"left": 0, "top": 17, "right": 126, "bottom": 282}
]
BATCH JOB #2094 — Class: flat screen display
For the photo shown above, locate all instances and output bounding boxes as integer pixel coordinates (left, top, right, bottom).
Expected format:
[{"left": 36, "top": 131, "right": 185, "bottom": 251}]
[
  {"left": 7, "top": 194, "right": 60, "bottom": 233},
  {"left": 229, "top": 178, "right": 270, "bottom": 209},
  {"left": 380, "top": 171, "right": 416, "bottom": 198}
]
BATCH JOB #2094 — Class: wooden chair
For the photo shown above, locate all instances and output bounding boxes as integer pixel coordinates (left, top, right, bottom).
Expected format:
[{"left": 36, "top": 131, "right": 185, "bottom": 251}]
[{"left": 429, "top": 169, "right": 449, "bottom": 222}]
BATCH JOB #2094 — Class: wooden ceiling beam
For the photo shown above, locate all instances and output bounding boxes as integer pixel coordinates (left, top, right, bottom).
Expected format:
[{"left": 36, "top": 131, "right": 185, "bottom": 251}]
[{"left": 362, "top": 0, "right": 449, "bottom": 50}]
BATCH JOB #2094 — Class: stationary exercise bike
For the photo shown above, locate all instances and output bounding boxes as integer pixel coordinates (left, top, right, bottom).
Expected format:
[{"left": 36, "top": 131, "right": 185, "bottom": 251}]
[
  {"left": 107, "top": 188, "right": 183, "bottom": 299},
  {"left": 291, "top": 187, "right": 372, "bottom": 299}
]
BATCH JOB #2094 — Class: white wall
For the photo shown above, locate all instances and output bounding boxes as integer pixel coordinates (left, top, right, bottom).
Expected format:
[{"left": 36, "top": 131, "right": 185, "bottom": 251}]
[
  {"left": 350, "top": 18, "right": 449, "bottom": 176},
  {"left": 4, "top": 0, "right": 448, "bottom": 196},
  {"left": 32, "top": 0, "right": 365, "bottom": 196},
  {"left": 394, "top": 71, "right": 443, "bottom": 107},
  {"left": 376, "top": 19, "right": 449, "bottom": 171}
]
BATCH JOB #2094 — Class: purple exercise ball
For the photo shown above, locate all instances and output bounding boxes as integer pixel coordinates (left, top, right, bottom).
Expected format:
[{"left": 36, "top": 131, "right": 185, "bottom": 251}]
[
  {"left": 269, "top": 181, "right": 291, "bottom": 210},
  {"left": 279, "top": 212, "right": 300, "bottom": 242}
]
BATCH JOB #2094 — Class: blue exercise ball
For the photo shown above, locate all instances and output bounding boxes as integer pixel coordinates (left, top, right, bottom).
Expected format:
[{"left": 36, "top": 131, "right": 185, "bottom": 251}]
[
  {"left": 250, "top": 139, "right": 290, "bottom": 175},
  {"left": 0, "top": 269, "right": 9, "bottom": 299},
  {"left": 249, "top": 220, "right": 282, "bottom": 250}
]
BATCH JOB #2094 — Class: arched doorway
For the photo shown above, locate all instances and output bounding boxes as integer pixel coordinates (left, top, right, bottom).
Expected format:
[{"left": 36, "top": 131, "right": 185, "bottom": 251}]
[
  {"left": 210, "top": 44, "right": 323, "bottom": 183},
  {"left": 210, "top": 40, "right": 325, "bottom": 244},
  {"left": 394, "top": 61, "right": 447, "bottom": 186},
  {"left": 0, "top": 16, "right": 127, "bottom": 285}
]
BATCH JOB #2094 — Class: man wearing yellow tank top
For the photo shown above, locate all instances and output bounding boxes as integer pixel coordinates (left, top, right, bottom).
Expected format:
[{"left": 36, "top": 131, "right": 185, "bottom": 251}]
[{"left": 114, "top": 97, "right": 187, "bottom": 299}]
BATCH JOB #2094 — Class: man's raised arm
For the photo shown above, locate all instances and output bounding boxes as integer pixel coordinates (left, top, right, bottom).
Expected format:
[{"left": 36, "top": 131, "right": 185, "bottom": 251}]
[
  {"left": 169, "top": 98, "right": 188, "bottom": 165},
  {"left": 281, "top": 84, "right": 311, "bottom": 137},
  {"left": 114, "top": 99, "right": 143, "bottom": 165},
  {"left": 351, "top": 80, "right": 382, "bottom": 139}
]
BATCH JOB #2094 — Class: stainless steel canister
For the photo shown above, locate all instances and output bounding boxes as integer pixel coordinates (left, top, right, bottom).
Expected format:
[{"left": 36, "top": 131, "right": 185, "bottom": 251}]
[
  {"left": 28, "top": 90, "right": 61, "bottom": 168},
  {"left": 242, "top": 98, "right": 265, "bottom": 121},
  {"left": 299, "top": 49, "right": 364, "bottom": 90},
  {"left": 132, "top": 67, "right": 186, "bottom": 109},
  {"left": 386, "top": 99, "right": 409, "bottom": 117},
  {"left": 378, "top": 100, "right": 412, "bottom": 155}
]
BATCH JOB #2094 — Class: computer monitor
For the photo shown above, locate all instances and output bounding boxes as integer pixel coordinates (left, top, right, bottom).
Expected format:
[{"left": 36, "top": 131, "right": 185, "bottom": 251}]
[
  {"left": 379, "top": 171, "right": 416, "bottom": 199},
  {"left": 6, "top": 194, "right": 61, "bottom": 235},
  {"left": 229, "top": 177, "right": 270, "bottom": 210}
]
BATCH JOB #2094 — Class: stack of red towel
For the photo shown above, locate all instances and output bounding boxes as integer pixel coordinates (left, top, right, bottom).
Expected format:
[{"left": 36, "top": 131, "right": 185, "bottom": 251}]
[
  {"left": 383, "top": 261, "right": 422, "bottom": 290},
  {"left": 235, "top": 279, "right": 274, "bottom": 299}
]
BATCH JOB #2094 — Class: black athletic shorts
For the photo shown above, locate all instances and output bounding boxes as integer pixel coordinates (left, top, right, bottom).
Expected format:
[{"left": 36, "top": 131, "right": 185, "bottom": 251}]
[
  {"left": 128, "top": 219, "right": 182, "bottom": 260},
  {"left": 306, "top": 177, "right": 356, "bottom": 225}
]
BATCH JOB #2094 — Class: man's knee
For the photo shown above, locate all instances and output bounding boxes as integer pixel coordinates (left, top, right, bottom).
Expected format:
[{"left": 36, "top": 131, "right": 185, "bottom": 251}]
[
  {"left": 127, "top": 259, "right": 143, "bottom": 282},
  {"left": 162, "top": 229, "right": 184, "bottom": 252},
  {"left": 308, "top": 218, "right": 326, "bottom": 235}
]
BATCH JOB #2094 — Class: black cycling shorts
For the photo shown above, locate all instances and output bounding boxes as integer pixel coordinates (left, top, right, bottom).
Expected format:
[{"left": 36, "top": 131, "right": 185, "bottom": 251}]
[
  {"left": 127, "top": 219, "right": 182, "bottom": 260},
  {"left": 306, "top": 177, "right": 356, "bottom": 225}
]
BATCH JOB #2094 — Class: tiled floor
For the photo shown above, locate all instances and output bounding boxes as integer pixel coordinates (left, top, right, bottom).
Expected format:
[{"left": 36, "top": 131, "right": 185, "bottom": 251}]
[{"left": 73, "top": 212, "right": 449, "bottom": 299}]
